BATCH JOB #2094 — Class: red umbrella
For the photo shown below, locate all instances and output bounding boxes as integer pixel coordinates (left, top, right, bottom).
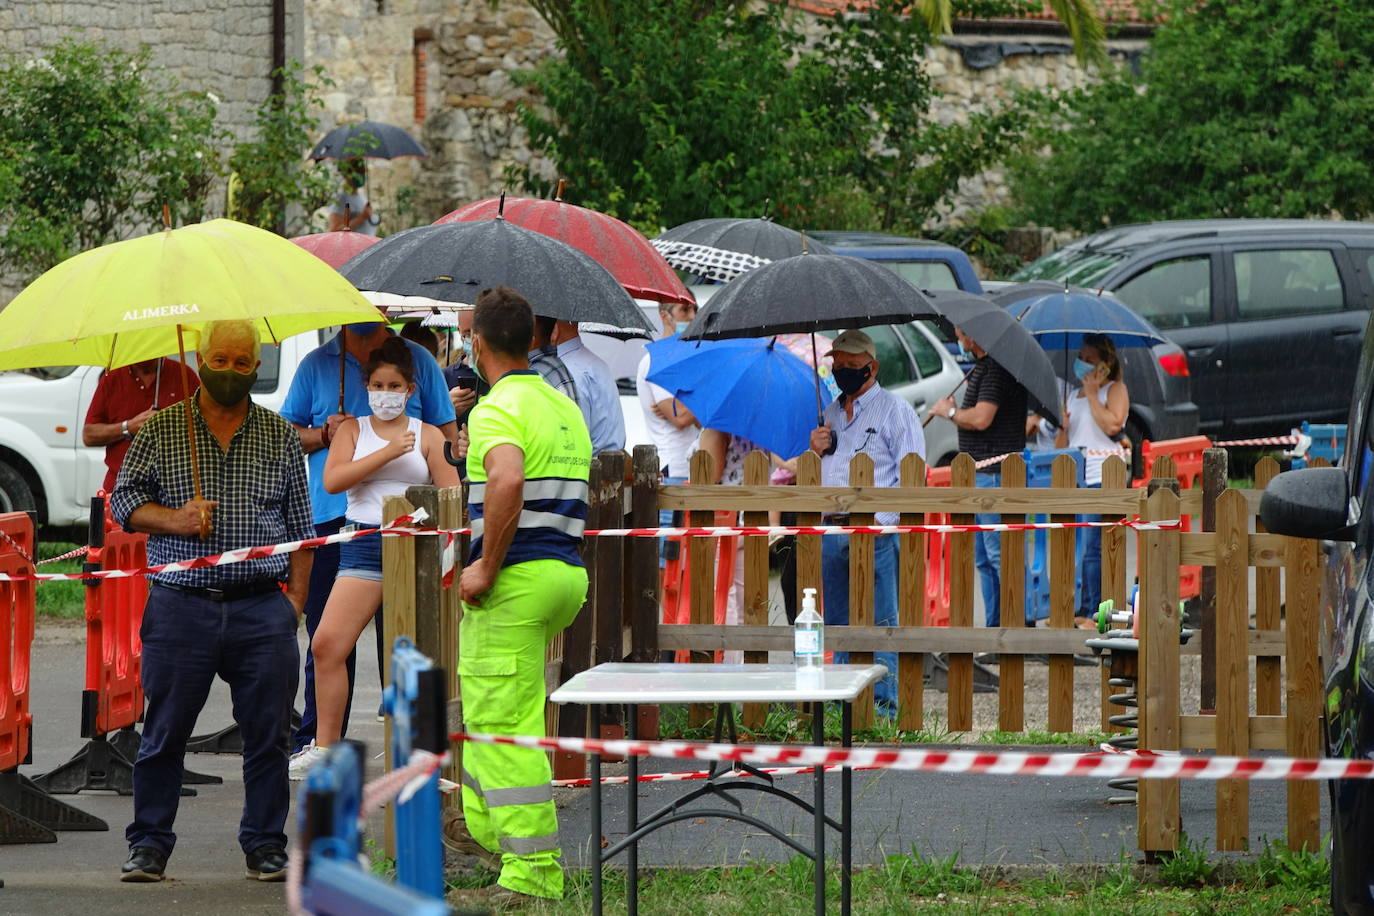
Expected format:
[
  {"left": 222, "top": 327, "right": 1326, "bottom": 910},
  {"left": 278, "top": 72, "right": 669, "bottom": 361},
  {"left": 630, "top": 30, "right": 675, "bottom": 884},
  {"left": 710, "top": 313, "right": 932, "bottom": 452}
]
[
  {"left": 289, "top": 229, "right": 381, "bottom": 269},
  {"left": 434, "top": 189, "right": 694, "bottom": 306}
]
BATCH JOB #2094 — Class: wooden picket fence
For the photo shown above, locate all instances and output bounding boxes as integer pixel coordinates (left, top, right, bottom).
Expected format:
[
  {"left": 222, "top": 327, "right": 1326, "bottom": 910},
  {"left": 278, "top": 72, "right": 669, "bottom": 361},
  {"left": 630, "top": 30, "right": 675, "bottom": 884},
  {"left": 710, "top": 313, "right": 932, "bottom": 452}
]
[{"left": 383, "top": 446, "right": 1324, "bottom": 856}]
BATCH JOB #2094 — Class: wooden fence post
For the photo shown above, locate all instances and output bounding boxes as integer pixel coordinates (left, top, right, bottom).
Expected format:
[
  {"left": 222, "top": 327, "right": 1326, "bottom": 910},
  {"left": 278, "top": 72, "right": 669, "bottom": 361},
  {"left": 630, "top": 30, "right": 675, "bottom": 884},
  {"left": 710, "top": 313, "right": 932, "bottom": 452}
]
[
  {"left": 687, "top": 450, "right": 716, "bottom": 727},
  {"left": 948, "top": 453, "right": 976, "bottom": 733},
  {"left": 1138, "top": 486, "right": 1182, "bottom": 855},
  {"left": 898, "top": 454, "right": 926, "bottom": 732},
  {"left": 1048, "top": 454, "right": 1077, "bottom": 733},
  {"left": 381, "top": 493, "right": 417, "bottom": 856},
  {"left": 437, "top": 486, "right": 464, "bottom": 811},
  {"left": 999, "top": 454, "right": 1026, "bottom": 733},
  {"left": 592, "top": 451, "right": 626, "bottom": 670},
  {"left": 848, "top": 453, "right": 877, "bottom": 731},
  {"left": 1198, "top": 447, "right": 1228, "bottom": 715},
  {"left": 405, "top": 485, "right": 443, "bottom": 663},
  {"left": 795, "top": 450, "right": 823, "bottom": 618},
  {"left": 1285, "top": 531, "right": 1322, "bottom": 852},
  {"left": 1253, "top": 457, "right": 1282, "bottom": 716},
  {"left": 628, "top": 445, "right": 661, "bottom": 664},
  {"left": 742, "top": 450, "right": 772, "bottom": 728},
  {"left": 1100, "top": 456, "right": 1130, "bottom": 732},
  {"left": 1215, "top": 489, "right": 1250, "bottom": 850}
]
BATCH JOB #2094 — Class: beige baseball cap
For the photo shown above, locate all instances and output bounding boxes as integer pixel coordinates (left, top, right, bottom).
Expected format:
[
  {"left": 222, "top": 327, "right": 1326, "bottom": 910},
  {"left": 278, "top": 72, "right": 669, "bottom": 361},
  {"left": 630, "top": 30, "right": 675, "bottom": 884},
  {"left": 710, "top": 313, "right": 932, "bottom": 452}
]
[{"left": 829, "top": 329, "right": 876, "bottom": 359}]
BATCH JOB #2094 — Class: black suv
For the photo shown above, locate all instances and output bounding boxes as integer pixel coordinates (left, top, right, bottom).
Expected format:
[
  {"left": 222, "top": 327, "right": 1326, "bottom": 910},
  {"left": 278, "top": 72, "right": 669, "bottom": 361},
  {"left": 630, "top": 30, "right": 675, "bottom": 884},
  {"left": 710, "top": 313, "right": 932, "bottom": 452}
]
[
  {"left": 1262, "top": 306, "right": 1374, "bottom": 914},
  {"left": 1013, "top": 220, "right": 1374, "bottom": 438}
]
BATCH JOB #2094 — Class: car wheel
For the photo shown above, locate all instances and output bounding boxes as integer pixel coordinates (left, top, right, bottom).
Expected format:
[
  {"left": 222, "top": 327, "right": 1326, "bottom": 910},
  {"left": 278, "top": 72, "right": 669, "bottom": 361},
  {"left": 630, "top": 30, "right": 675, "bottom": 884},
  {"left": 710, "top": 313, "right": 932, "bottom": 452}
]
[{"left": 0, "top": 460, "right": 37, "bottom": 517}]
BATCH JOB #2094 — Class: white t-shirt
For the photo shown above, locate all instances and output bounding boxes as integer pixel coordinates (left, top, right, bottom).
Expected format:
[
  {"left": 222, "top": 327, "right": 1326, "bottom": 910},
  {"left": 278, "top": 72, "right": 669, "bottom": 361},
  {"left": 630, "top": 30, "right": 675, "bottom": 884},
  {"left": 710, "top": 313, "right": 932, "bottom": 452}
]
[{"left": 636, "top": 351, "right": 697, "bottom": 478}]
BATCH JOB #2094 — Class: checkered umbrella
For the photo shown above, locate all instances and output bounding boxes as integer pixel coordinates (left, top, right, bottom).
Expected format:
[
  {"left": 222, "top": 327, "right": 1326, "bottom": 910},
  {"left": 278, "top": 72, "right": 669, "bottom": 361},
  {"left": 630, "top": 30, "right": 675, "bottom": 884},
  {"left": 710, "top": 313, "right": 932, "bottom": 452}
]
[{"left": 649, "top": 239, "right": 770, "bottom": 283}]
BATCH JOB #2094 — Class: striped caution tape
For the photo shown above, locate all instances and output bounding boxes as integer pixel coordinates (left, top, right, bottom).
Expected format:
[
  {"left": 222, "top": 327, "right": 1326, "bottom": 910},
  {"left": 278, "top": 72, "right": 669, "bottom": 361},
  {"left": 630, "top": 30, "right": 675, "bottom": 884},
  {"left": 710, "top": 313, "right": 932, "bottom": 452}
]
[
  {"left": 453, "top": 732, "right": 1374, "bottom": 782},
  {"left": 0, "top": 514, "right": 1181, "bottom": 583}
]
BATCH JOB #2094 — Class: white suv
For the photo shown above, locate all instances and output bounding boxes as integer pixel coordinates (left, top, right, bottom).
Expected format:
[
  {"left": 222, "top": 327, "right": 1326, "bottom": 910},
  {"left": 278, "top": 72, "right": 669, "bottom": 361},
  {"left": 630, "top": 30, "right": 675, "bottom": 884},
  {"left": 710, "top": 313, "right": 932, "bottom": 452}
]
[{"left": 0, "top": 330, "right": 327, "bottom": 538}]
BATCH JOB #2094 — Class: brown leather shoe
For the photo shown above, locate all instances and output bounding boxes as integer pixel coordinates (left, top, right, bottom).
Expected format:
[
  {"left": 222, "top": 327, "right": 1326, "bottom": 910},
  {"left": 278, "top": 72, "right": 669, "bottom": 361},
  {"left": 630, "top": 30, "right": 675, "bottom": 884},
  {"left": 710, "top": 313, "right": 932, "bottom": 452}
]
[
  {"left": 441, "top": 809, "right": 502, "bottom": 870},
  {"left": 480, "top": 884, "right": 543, "bottom": 909}
]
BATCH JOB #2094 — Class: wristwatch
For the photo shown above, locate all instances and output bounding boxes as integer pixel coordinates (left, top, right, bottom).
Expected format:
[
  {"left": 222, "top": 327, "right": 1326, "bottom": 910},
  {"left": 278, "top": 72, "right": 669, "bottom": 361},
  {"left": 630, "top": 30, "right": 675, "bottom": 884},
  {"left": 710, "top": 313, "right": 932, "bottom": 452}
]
[
  {"left": 946, "top": 406, "right": 957, "bottom": 420},
  {"left": 121, "top": 420, "right": 132, "bottom": 441}
]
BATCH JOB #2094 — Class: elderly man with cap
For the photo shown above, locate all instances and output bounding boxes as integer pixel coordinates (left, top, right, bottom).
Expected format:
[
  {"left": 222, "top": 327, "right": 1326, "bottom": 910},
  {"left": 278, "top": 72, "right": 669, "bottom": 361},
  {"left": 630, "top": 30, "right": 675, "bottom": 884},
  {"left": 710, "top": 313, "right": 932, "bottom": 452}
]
[{"left": 807, "top": 329, "right": 924, "bottom": 717}]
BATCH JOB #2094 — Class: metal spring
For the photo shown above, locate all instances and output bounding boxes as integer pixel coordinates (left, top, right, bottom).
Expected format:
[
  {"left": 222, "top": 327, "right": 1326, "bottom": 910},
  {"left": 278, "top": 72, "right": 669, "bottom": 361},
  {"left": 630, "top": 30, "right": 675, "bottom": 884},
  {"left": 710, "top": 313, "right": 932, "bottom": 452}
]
[{"left": 1106, "top": 674, "right": 1139, "bottom": 804}]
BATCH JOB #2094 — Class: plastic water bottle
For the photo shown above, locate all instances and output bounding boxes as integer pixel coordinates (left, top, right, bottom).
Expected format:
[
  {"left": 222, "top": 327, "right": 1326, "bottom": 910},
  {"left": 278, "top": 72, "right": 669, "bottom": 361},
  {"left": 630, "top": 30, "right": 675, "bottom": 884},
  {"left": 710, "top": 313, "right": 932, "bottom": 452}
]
[{"left": 794, "top": 587, "right": 824, "bottom": 673}]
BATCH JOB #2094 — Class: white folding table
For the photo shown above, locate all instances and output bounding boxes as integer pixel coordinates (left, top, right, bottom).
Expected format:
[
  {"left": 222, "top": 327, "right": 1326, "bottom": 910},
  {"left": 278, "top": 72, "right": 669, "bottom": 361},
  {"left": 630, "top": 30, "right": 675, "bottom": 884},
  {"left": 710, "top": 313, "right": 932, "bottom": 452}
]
[{"left": 551, "top": 662, "right": 885, "bottom": 916}]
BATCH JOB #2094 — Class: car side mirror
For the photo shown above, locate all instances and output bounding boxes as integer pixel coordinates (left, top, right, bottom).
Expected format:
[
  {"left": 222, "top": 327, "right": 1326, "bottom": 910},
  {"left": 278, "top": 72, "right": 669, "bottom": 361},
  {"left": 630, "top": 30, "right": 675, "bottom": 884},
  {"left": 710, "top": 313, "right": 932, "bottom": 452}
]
[{"left": 1259, "top": 467, "right": 1355, "bottom": 542}]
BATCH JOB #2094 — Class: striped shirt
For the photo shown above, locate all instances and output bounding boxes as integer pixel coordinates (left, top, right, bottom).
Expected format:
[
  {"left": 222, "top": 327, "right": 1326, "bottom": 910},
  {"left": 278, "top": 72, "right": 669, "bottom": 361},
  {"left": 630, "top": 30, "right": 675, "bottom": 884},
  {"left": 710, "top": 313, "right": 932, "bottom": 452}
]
[
  {"left": 959, "top": 356, "right": 1028, "bottom": 463},
  {"left": 820, "top": 383, "right": 925, "bottom": 526},
  {"left": 111, "top": 396, "right": 314, "bottom": 587},
  {"left": 466, "top": 370, "right": 592, "bottom": 569},
  {"left": 528, "top": 345, "right": 579, "bottom": 404}
]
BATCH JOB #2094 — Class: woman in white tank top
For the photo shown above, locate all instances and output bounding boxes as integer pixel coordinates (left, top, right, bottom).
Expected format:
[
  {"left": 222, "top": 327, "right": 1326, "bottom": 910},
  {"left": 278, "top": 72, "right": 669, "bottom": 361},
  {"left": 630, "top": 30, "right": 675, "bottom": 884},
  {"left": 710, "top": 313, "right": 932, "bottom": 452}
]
[
  {"left": 1056, "top": 333, "right": 1130, "bottom": 629},
  {"left": 292, "top": 338, "right": 459, "bottom": 775}
]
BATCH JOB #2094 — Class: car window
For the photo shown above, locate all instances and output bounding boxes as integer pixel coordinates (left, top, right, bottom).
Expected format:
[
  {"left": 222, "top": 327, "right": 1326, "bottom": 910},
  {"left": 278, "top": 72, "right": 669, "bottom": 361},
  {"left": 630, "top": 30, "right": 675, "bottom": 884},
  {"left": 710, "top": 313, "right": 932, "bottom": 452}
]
[
  {"left": 1010, "top": 249, "right": 1124, "bottom": 287},
  {"left": 895, "top": 323, "right": 945, "bottom": 378},
  {"left": 252, "top": 343, "right": 281, "bottom": 394},
  {"left": 863, "top": 325, "right": 916, "bottom": 387},
  {"left": 1233, "top": 249, "right": 1344, "bottom": 320},
  {"left": 1113, "top": 256, "right": 1212, "bottom": 330},
  {"left": 874, "top": 260, "right": 959, "bottom": 290}
]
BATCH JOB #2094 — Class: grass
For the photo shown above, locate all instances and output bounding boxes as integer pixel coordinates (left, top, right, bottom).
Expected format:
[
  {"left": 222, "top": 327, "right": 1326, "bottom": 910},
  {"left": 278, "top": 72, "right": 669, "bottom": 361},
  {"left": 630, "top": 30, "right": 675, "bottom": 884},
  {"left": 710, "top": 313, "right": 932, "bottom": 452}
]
[
  {"left": 443, "top": 847, "right": 1330, "bottom": 914},
  {"left": 657, "top": 704, "right": 1108, "bottom": 747},
  {"left": 34, "top": 541, "right": 86, "bottom": 619}
]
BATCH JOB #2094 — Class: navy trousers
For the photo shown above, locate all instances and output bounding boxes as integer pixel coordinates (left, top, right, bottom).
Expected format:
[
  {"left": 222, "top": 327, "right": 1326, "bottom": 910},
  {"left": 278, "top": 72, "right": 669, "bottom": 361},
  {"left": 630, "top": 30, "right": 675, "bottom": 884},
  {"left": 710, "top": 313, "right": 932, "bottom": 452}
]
[
  {"left": 126, "top": 583, "right": 299, "bottom": 856},
  {"left": 291, "top": 517, "right": 356, "bottom": 753}
]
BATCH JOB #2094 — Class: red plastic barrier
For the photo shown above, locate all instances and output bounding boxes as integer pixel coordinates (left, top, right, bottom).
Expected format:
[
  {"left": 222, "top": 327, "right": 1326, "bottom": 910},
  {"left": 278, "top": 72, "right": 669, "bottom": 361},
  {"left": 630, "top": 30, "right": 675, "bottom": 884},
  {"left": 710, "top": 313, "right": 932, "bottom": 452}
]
[
  {"left": 0, "top": 512, "right": 35, "bottom": 772},
  {"left": 924, "top": 465, "right": 953, "bottom": 627},
  {"left": 1135, "top": 436, "right": 1210, "bottom": 599},
  {"left": 83, "top": 518, "right": 146, "bottom": 737}
]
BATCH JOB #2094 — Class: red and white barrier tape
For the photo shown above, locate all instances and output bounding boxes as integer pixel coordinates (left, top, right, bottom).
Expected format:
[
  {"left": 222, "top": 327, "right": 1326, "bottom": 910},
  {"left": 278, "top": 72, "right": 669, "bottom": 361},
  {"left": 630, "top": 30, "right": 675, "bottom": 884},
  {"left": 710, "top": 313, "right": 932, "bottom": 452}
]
[
  {"left": 454, "top": 731, "right": 1374, "bottom": 782},
  {"left": 1212, "top": 436, "right": 1301, "bottom": 448},
  {"left": 36, "top": 544, "right": 90, "bottom": 565},
  {"left": 0, "top": 516, "right": 1181, "bottom": 583}
]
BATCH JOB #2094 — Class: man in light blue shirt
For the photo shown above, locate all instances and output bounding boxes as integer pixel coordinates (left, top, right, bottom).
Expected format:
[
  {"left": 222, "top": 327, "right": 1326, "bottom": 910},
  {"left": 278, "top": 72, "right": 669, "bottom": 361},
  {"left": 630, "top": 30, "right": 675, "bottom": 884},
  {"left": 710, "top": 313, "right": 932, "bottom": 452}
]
[
  {"left": 808, "top": 329, "right": 924, "bottom": 717},
  {"left": 552, "top": 320, "right": 626, "bottom": 455},
  {"left": 279, "top": 318, "right": 457, "bottom": 757}
]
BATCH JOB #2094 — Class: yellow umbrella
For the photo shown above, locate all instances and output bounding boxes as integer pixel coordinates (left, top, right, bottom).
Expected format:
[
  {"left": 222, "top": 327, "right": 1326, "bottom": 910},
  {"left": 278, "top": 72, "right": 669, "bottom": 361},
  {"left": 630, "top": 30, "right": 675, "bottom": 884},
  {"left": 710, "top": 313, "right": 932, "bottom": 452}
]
[
  {"left": 0, "top": 218, "right": 383, "bottom": 535},
  {"left": 0, "top": 218, "right": 380, "bottom": 371}
]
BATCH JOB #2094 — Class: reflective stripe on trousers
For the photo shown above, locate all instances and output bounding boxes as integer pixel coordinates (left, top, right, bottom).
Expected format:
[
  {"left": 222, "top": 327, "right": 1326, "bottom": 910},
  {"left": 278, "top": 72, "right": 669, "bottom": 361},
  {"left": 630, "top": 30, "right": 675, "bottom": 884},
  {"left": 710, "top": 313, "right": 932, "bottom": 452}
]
[{"left": 459, "top": 558, "right": 588, "bottom": 900}]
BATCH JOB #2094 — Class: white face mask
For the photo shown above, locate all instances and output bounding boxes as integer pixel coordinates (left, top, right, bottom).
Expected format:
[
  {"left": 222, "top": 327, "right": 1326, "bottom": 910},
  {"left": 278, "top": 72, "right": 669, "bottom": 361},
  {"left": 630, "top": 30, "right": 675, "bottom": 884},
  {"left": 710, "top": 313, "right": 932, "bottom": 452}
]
[{"left": 367, "top": 389, "right": 407, "bottom": 421}]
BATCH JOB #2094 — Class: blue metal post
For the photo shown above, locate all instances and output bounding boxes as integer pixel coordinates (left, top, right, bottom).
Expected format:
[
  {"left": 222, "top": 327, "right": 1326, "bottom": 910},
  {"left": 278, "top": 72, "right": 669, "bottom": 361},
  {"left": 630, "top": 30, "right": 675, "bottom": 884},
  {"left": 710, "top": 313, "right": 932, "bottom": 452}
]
[{"left": 384, "top": 637, "right": 447, "bottom": 900}]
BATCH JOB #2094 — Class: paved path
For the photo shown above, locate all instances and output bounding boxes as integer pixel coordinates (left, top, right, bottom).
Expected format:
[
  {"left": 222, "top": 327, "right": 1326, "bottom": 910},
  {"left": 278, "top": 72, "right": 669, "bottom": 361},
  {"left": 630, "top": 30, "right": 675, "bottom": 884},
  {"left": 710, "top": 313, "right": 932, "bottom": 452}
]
[{"left": 5, "top": 617, "right": 1324, "bottom": 914}]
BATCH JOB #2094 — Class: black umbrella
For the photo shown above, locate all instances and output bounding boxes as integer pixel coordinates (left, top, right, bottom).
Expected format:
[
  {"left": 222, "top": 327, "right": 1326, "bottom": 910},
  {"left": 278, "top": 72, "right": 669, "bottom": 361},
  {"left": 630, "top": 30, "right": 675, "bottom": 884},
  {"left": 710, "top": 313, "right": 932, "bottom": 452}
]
[
  {"left": 938, "top": 298, "right": 1063, "bottom": 429},
  {"left": 340, "top": 220, "right": 655, "bottom": 333},
  {"left": 680, "top": 253, "right": 946, "bottom": 425},
  {"left": 680, "top": 254, "right": 943, "bottom": 340},
  {"left": 309, "top": 119, "right": 429, "bottom": 160},
  {"left": 655, "top": 217, "right": 832, "bottom": 262}
]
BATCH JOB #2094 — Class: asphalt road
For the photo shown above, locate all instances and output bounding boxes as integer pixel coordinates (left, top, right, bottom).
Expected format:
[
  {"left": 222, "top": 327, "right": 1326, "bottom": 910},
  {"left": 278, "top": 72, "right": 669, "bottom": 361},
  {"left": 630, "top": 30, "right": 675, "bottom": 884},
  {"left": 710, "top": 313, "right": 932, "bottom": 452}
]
[{"left": 6, "top": 604, "right": 1324, "bottom": 915}]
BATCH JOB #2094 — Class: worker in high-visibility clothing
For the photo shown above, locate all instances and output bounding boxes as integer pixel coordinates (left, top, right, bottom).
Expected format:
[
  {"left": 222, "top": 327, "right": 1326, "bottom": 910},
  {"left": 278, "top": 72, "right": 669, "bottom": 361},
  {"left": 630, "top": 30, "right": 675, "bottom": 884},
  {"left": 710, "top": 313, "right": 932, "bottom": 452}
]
[{"left": 450, "top": 285, "right": 591, "bottom": 906}]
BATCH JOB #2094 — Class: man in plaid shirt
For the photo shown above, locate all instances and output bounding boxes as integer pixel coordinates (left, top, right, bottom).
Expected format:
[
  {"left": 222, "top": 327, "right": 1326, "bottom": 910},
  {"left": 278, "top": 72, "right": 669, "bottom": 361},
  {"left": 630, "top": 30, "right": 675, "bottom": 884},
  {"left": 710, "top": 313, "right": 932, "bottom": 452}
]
[{"left": 111, "top": 319, "right": 314, "bottom": 884}]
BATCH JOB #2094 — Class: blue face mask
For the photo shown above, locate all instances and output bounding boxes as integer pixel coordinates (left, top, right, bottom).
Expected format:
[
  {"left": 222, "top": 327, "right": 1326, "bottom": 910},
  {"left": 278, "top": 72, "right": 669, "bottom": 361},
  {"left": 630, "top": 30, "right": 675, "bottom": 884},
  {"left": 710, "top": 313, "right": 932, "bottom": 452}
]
[
  {"left": 956, "top": 340, "right": 971, "bottom": 361},
  {"left": 1073, "top": 357, "right": 1096, "bottom": 380},
  {"left": 675, "top": 321, "right": 690, "bottom": 335},
  {"left": 461, "top": 335, "right": 474, "bottom": 362},
  {"left": 346, "top": 322, "right": 383, "bottom": 336}
]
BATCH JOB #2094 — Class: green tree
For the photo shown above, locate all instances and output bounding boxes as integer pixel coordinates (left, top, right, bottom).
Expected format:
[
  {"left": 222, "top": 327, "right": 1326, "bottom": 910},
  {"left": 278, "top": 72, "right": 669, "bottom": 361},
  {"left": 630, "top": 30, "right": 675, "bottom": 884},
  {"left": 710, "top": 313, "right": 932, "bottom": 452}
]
[
  {"left": 228, "top": 63, "right": 337, "bottom": 235},
  {"left": 1011, "top": 0, "right": 1374, "bottom": 231},
  {"left": 0, "top": 40, "right": 225, "bottom": 284},
  {"left": 512, "top": 0, "right": 1103, "bottom": 233}
]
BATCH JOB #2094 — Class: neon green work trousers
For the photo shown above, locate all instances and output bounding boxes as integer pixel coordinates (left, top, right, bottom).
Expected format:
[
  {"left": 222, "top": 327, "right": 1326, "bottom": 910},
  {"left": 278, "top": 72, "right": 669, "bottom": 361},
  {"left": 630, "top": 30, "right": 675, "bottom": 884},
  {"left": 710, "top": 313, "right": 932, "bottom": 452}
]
[{"left": 459, "top": 558, "right": 587, "bottom": 899}]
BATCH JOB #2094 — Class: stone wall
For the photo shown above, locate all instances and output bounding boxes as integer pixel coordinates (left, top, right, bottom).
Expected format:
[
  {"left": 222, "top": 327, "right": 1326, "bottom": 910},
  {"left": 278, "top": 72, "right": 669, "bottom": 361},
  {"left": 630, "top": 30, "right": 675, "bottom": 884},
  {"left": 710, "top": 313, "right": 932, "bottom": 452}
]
[{"left": 0, "top": 0, "right": 303, "bottom": 145}]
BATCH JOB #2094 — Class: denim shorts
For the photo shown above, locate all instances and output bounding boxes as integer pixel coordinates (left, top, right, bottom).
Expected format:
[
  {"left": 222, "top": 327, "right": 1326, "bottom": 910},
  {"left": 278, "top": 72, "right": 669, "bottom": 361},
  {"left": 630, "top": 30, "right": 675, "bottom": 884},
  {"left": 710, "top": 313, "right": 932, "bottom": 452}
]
[{"left": 337, "top": 519, "right": 383, "bottom": 581}]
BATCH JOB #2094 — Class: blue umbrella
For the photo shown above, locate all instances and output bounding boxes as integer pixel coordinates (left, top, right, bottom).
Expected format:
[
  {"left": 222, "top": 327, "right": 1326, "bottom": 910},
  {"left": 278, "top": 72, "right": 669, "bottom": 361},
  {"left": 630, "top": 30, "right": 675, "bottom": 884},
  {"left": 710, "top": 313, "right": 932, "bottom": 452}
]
[
  {"left": 1005, "top": 291, "right": 1169, "bottom": 350},
  {"left": 645, "top": 335, "right": 832, "bottom": 460}
]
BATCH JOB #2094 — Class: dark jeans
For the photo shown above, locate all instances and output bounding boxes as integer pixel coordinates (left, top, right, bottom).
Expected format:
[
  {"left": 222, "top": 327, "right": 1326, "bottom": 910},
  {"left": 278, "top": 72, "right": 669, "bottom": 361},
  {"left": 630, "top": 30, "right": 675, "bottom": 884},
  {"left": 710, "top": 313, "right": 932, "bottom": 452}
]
[
  {"left": 127, "top": 583, "right": 299, "bottom": 855},
  {"left": 1077, "top": 483, "right": 1103, "bottom": 618},
  {"left": 293, "top": 517, "right": 356, "bottom": 752},
  {"left": 821, "top": 533, "right": 899, "bottom": 712},
  {"left": 974, "top": 470, "right": 1003, "bottom": 627}
]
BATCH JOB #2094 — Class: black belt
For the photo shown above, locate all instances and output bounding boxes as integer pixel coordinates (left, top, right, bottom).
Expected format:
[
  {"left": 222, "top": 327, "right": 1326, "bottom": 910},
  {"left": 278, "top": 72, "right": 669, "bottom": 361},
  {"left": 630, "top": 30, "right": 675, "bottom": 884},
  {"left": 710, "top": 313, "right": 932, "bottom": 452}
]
[
  {"left": 153, "top": 579, "right": 282, "bottom": 603},
  {"left": 826, "top": 514, "right": 851, "bottom": 524}
]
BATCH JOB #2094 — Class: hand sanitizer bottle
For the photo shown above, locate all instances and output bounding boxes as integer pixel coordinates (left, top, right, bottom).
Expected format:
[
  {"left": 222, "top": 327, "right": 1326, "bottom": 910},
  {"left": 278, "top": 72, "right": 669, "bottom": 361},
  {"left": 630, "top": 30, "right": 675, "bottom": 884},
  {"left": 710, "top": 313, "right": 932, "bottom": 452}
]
[{"left": 794, "top": 587, "right": 824, "bottom": 673}]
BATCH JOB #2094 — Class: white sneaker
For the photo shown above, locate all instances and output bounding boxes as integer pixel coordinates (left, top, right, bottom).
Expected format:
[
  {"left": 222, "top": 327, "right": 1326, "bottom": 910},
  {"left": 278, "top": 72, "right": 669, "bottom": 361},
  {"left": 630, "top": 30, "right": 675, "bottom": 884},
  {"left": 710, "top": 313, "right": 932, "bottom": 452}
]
[{"left": 288, "top": 741, "right": 330, "bottom": 781}]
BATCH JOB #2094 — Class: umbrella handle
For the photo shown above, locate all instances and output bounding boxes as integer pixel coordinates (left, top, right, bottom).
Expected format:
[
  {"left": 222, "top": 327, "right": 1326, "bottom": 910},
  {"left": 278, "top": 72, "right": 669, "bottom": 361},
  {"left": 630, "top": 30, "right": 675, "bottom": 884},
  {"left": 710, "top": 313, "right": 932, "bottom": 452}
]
[
  {"left": 175, "top": 325, "right": 208, "bottom": 541},
  {"left": 922, "top": 364, "right": 976, "bottom": 428}
]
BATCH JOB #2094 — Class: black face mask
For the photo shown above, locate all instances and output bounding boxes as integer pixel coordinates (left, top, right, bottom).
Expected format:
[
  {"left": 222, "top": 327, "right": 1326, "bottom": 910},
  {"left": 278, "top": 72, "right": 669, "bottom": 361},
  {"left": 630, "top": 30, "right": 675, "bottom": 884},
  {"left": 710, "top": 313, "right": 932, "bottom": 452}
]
[
  {"left": 832, "top": 364, "right": 872, "bottom": 396},
  {"left": 198, "top": 364, "right": 257, "bottom": 407}
]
